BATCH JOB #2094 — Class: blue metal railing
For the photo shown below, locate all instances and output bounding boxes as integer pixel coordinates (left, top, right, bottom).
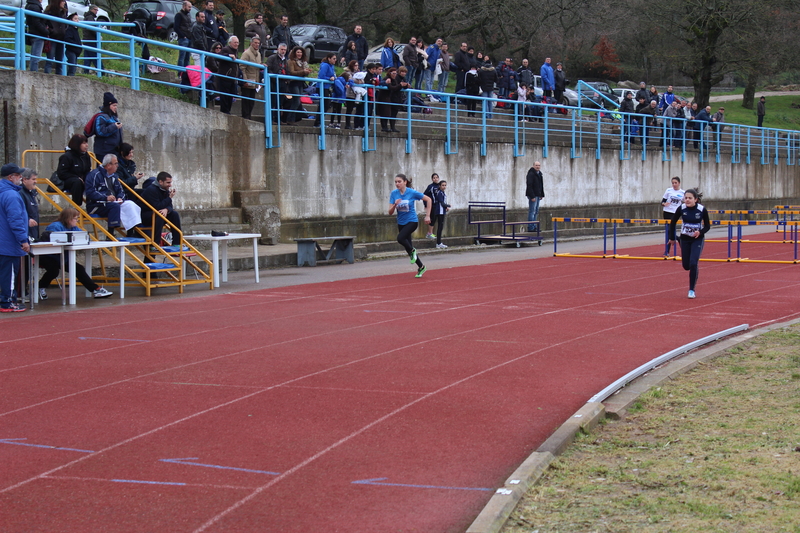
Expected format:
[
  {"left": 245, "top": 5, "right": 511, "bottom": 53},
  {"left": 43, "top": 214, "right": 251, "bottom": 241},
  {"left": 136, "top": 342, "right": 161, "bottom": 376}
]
[{"left": 3, "top": 6, "right": 798, "bottom": 162}]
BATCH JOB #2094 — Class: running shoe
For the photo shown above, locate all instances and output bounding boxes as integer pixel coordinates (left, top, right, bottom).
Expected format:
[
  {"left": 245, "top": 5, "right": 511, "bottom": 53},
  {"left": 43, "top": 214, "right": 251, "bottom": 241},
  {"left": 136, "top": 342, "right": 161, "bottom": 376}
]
[
  {"left": 410, "top": 248, "right": 417, "bottom": 264},
  {"left": 415, "top": 265, "right": 426, "bottom": 278},
  {"left": 436, "top": 243, "right": 448, "bottom": 249},
  {"left": 427, "top": 233, "right": 437, "bottom": 239},
  {"left": 0, "top": 303, "right": 26, "bottom": 313},
  {"left": 93, "top": 287, "right": 113, "bottom": 298},
  {"left": 688, "top": 290, "right": 696, "bottom": 299},
  {"left": 39, "top": 288, "right": 48, "bottom": 300}
]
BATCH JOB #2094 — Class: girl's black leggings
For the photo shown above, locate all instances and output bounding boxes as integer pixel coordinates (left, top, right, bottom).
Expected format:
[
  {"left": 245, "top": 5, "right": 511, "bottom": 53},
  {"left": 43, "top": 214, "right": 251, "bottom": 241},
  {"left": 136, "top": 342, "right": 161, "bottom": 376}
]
[
  {"left": 680, "top": 236, "right": 704, "bottom": 290},
  {"left": 397, "top": 222, "right": 423, "bottom": 268}
]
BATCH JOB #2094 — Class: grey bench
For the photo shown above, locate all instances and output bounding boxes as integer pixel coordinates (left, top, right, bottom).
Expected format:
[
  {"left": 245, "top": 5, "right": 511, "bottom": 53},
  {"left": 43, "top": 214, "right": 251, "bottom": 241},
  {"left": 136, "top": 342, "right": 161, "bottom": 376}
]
[{"left": 295, "top": 236, "right": 356, "bottom": 267}]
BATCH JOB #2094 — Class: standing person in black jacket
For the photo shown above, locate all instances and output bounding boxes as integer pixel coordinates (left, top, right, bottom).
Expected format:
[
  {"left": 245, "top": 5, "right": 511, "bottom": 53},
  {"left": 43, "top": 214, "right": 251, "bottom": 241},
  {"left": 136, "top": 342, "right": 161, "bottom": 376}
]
[
  {"left": 56, "top": 134, "right": 91, "bottom": 206},
  {"left": 140, "top": 172, "right": 181, "bottom": 246},
  {"left": 619, "top": 92, "right": 635, "bottom": 144},
  {"left": 525, "top": 161, "right": 545, "bottom": 232},
  {"left": 554, "top": 62, "right": 567, "bottom": 104},
  {"left": 217, "top": 36, "right": 240, "bottom": 115},
  {"left": 191, "top": 11, "right": 209, "bottom": 64},
  {"left": 173, "top": 0, "right": 193, "bottom": 68},
  {"left": 271, "top": 15, "right": 296, "bottom": 50},
  {"left": 43, "top": 0, "right": 68, "bottom": 75},
  {"left": 202, "top": 0, "right": 220, "bottom": 48},
  {"left": 344, "top": 25, "right": 368, "bottom": 70},
  {"left": 64, "top": 13, "right": 82, "bottom": 76},
  {"left": 81, "top": 4, "right": 99, "bottom": 73},
  {"left": 478, "top": 58, "right": 499, "bottom": 119},
  {"left": 25, "top": 0, "right": 49, "bottom": 72},
  {"left": 453, "top": 42, "right": 470, "bottom": 93},
  {"left": 18, "top": 169, "right": 40, "bottom": 298}
]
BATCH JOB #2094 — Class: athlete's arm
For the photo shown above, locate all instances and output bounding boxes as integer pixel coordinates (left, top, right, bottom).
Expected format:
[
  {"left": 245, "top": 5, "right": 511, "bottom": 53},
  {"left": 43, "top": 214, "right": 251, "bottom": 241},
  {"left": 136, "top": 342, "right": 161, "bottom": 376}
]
[{"left": 668, "top": 208, "right": 682, "bottom": 242}]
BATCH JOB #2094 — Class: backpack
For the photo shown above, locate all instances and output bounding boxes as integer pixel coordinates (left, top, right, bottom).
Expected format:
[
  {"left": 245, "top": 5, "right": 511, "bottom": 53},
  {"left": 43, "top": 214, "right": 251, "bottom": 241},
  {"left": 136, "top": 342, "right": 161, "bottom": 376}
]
[{"left": 84, "top": 112, "right": 103, "bottom": 137}]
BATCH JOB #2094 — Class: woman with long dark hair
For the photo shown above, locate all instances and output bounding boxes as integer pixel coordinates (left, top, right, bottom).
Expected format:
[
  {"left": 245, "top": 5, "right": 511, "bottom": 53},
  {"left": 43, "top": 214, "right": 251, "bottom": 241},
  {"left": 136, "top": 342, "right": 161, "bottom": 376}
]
[
  {"left": 668, "top": 188, "right": 710, "bottom": 299},
  {"left": 43, "top": 0, "right": 68, "bottom": 75},
  {"left": 287, "top": 46, "right": 311, "bottom": 123},
  {"left": 55, "top": 133, "right": 91, "bottom": 205},
  {"left": 389, "top": 174, "right": 432, "bottom": 278}
]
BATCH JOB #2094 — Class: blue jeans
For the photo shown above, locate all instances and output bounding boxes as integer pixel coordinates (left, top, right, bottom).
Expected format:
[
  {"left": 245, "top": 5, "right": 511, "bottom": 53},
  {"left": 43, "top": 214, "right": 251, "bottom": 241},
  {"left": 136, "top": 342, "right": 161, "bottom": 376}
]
[
  {"left": 437, "top": 71, "right": 449, "bottom": 92},
  {"left": 527, "top": 196, "right": 540, "bottom": 231},
  {"left": 44, "top": 42, "right": 65, "bottom": 74},
  {"left": 483, "top": 91, "right": 495, "bottom": 119},
  {"left": 83, "top": 39, "right": 97, "bottom": 71},
  {"left": 177, "top": 37, "right": 190, "bottom": 68},
  {"left": 29, "top": 38, "right": 44, "bottom": 71},
  {"left": 65, "top": 51, "right": 78, "bottom": 76},
  {"left": 405, "top": 65, "right": 417, "bottom": 88},
  {"left": 423, "top": 69, "right": 435, "bottom": 92}
]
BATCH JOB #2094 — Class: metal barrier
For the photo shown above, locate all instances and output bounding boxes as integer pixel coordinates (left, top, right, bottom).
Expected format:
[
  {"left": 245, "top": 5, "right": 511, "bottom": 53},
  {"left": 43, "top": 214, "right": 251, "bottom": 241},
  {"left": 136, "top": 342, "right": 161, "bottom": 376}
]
[
  {"left": 552, "top": 217, "right": 800, "bottom": 263},
  {"left": 3, "top": 6, "right": 798, "bottom": 162}
]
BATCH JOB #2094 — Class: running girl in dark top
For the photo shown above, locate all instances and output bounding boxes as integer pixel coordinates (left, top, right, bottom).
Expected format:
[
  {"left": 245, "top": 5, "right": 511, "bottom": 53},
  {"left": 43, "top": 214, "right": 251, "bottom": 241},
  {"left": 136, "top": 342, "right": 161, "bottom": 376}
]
[
  {"left": 668, "top": 188, "right": 710, "bottom": 299},
  {"left": 389, "top": 173, "right": 432, "bottom": 278}
]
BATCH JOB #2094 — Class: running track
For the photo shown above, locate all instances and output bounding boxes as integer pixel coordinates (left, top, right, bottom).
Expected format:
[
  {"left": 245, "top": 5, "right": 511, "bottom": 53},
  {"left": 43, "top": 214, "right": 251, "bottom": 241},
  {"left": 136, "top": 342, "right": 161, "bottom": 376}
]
[{"left": 2, "top": 233, "right": 800, "bottom": 532}]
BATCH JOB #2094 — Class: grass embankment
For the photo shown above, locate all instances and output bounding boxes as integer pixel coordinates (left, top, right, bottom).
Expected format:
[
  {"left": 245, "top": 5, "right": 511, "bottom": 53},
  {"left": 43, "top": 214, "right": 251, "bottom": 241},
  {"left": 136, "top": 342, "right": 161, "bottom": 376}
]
[{"left": 503, "top": 323, "right": 800, "bottom": 533}]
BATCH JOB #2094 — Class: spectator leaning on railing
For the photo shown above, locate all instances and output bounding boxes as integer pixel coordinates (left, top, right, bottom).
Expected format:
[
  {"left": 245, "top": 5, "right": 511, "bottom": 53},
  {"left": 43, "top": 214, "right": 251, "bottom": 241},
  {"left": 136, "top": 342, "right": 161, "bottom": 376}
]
[{"left": 43, "top": 0, "right": 68, "bottom": 75}]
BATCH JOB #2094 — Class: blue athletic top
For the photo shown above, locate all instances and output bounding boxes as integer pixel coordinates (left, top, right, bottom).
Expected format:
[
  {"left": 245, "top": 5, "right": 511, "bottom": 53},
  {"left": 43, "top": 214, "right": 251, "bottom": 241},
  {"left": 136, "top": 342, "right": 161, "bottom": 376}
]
[
  {"left": 390, "top": 188, "right": 425, "bottom": 226},
  {"left": 669, "top": 202, "right": 710, "bottom": 240}
]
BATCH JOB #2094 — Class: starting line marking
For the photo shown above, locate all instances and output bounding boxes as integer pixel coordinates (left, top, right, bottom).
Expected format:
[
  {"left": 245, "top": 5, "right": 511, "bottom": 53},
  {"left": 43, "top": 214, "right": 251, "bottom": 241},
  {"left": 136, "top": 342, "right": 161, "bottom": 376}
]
[
  {"left": 352, "top": 477, "right": 493, "bottom": 492},
  {"left": 0, "top": 438, "right": 94, "bottom": 453},
  {"left": 160, "top": 457, "right": 281, "bottom": 476},
  {"left": 78, "top": 337, "right": 151, "bottom": 343}
]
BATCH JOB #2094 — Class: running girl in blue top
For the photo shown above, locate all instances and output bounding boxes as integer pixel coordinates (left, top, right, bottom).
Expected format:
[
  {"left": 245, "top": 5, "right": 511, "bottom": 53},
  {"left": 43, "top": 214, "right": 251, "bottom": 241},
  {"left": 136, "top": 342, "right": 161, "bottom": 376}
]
[
  {"left": 389, "top": 173, "right": 432, "bottom": 278},
  {"left": 668, "top": 188, "right": 710, "bottom": 299}
]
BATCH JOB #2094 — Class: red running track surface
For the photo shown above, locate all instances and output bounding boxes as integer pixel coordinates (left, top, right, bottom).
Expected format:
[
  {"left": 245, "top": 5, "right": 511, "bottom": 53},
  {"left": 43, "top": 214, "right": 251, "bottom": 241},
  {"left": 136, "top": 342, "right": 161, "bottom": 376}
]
[{"left": 2, "top": 235, "right": 800, "bottom": 532}]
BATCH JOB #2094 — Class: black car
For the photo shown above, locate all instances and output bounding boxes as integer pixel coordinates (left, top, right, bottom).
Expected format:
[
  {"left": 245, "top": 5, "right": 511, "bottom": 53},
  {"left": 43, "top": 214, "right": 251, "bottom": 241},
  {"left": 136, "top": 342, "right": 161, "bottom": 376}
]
[
  {"left": 579, "top": 81, "right": 619, "bottom": 109},
  {"left": 289, "top": 24, "right": 347, "bottom": 62},
  {"left": 124, "top": 0, "right": 197, "bottom": 42}
]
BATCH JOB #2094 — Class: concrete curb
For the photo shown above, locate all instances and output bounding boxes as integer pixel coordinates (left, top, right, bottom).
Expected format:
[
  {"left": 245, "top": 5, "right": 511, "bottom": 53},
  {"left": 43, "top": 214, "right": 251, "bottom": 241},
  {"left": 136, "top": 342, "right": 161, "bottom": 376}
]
[{"left": 466, "top": 317, "right": 800, "bottom": 533}]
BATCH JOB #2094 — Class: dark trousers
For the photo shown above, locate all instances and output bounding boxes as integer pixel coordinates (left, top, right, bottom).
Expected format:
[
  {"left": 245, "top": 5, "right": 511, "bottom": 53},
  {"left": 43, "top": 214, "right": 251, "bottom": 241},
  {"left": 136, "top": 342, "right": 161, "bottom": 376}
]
[
  {"left": 87, "top": 201, "right": 121, "bottom": 228},
  {"left": 0, "top": 254, "right": 22, "bottom": 305},
  {"left": 63, "top": 176, "right": 85, "bottom": 206},
  {"left": 432, "top": 213, "right": 446, "bottom": 244},
  {"left": 397, "top": 222, "right": 423, "bottom": 268},
  {"left": 241, "top": 87, "right": 256, "bottom": 119},
  {"left": 218, "top": 79, "right": 236, "bottom": 114},
  {"left": 680, "top": 236, "right": 705, "bottom": 290},
  {"left": 151, "top": 210, "right": 182, "bottom": 245},
  {"left": 83, "top": 39, "right": 97, "bottom": 71},
  {"left": 39, "top": 254, "right": 98, "bottom": 291},
  {"left": 758, "top": 115, "right": 764, "bottom": 128}
]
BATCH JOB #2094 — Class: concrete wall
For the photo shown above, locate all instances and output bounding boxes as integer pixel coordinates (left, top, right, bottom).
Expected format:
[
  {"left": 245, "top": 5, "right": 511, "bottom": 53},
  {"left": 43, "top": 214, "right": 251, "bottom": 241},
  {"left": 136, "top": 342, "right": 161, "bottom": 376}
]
[
  {"left": 3, "top": 70, "right": 798, "bottom": 243},
  {"left": 1, "top": 70, "right": 267, "bottom": 210}
]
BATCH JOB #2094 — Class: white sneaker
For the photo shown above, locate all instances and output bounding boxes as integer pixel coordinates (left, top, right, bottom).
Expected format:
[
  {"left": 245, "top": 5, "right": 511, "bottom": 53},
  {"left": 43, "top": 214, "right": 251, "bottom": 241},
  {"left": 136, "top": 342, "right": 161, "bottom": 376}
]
[
  {"left": 688, "top": 290, "right": 696, "bottom": 299},
  {"left": 436, "top": 243, "right": 448, "bottom": 249},
  {"left": 93, "top": 287, "right": 113, "bottom": 298},
  {"left": 39, "top": 288, "right": 48, "bottom": 300}
]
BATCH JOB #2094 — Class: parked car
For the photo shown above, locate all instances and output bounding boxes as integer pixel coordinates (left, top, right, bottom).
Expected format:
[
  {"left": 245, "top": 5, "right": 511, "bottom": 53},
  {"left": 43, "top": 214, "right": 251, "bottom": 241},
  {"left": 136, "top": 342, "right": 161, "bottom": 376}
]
[
  {"left": 123, "top": 0, "right": 196, "bottom": 42},
  {"left": 579, "top": 81, "right": 619, "bottom": 109},
  {"left": 3, "top": 0, "right": 109, "bottom": 21},
  {"left": 613, "top": 88, "right": 637, "bottom": 105},
  {"left": 532, "top": 74, "right": 579, "bottom": 106},
  {"left": 289, "top": 24, "right": 347, "bottom": 62},
  {"left": 365, "top": 43, "right": 408, "bottom": 66}
]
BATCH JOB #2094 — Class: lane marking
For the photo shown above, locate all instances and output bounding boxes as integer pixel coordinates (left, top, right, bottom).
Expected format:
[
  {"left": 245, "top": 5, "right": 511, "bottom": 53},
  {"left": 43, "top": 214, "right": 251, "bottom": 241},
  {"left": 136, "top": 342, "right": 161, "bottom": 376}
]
[
  {"left": 160, "top": 458, "right": 280, "bottom": 476},
  {"left": 112, "top": 479, "right": 186, "bottom": 486},
  {"left": 0, "top": 438, "right": 94, "bottom": 453},
  {"left": 352, "top": 477, "right": 493, "bottom": 492},
  {"left": 78, "top": 337, "right": 150, "bottom": 343},
  {"left": 43, "top": 474, "right": 254, "bottom": 491}
]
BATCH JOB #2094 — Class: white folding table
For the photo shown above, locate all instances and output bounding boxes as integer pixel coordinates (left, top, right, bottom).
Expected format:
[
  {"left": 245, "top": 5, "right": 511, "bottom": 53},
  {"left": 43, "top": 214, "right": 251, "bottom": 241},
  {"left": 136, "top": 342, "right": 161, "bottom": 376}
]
[{"left": 184, "top": 233, "right": 261, "bottom": 288}]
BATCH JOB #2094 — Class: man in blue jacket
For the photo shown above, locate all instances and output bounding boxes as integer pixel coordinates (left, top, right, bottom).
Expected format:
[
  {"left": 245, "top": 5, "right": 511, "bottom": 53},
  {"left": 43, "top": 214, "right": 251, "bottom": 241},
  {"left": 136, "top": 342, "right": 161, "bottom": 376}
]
[
  {"left": 0, "top": 164, "right": 30, "bottom": 312},
  {"left": 424, "top": 38, "right": 442, "bottom": 97},
  {"left": 540, "top": 57, "right": 554, "bottom": 98},
  {"left": 85, "top": 155, "right": 125, "bottom": 231}
]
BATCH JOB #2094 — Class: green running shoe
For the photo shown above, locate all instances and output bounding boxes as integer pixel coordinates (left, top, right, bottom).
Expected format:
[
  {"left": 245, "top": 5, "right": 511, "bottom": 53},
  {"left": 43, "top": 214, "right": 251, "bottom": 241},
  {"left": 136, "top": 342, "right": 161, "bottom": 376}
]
[
  {"left": 415, "top": 265, "right": 426, "bottom": 278},
  {"left": 410, "top": 248, "right": 417, "bottom": 264}
]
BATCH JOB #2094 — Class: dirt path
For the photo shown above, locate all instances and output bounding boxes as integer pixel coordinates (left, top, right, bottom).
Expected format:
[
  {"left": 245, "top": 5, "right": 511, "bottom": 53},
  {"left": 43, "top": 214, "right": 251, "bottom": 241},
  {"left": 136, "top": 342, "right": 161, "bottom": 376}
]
[{"left": 709, "top": 90, "right": 800, "bottom": 102}]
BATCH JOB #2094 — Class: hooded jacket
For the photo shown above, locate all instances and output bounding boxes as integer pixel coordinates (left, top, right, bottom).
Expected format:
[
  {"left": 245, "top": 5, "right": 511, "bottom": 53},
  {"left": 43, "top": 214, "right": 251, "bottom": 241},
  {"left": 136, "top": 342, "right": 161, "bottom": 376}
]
[{"left": 0, "top": 179, "right": 29, "bottom": 257}]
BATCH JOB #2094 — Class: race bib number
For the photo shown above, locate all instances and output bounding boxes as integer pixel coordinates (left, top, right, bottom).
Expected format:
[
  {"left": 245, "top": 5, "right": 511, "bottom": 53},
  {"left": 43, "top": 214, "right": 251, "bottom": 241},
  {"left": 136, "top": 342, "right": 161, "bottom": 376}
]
[
  {"left": 396, "top": 199, "right": 410, "bottom": 213},
  {"left": 681, "top": 223, "right": 701, "bottom": 236}
]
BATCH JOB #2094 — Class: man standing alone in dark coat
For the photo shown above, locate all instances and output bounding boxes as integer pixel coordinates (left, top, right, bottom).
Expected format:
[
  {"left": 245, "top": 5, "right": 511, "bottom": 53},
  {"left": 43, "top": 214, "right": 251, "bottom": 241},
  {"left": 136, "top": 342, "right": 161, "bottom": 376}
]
[{"left": 525, "top": 161, "right": 545, "bottom": 232}]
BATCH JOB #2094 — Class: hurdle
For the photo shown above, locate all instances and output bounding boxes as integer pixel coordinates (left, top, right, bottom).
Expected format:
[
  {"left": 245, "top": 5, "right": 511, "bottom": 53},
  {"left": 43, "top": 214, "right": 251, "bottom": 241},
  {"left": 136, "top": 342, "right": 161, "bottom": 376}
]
[{"left": 552, "top": 217, "right": 800, "bottom": 263}]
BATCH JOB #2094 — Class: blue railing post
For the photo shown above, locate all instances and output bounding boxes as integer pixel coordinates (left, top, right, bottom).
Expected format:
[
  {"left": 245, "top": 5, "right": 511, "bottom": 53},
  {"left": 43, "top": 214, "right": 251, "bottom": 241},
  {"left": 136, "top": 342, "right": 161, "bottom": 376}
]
[
  {"left": 199, "top": 54, "right": 207, "bottom": 108},
  {"left": 14, "top": 11, "right": 25, "bottom": 71},
  {"left": 318, "top": 81, "right": 326, "bottom": 151},
  {"left": 443, "top": 92, "right": 452, "bottom": 155},
  {"left": 129, "top": 38, "right": 139, "bottom": 90},
  {"left": 96, "top": 31, "right": 103, "bottom": 77},
  {"left": 480, "top": 98, "right": 487, "bottom": 157},
  {"left": 406, "top": 91, "right": 413, "bottom": 154}
]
